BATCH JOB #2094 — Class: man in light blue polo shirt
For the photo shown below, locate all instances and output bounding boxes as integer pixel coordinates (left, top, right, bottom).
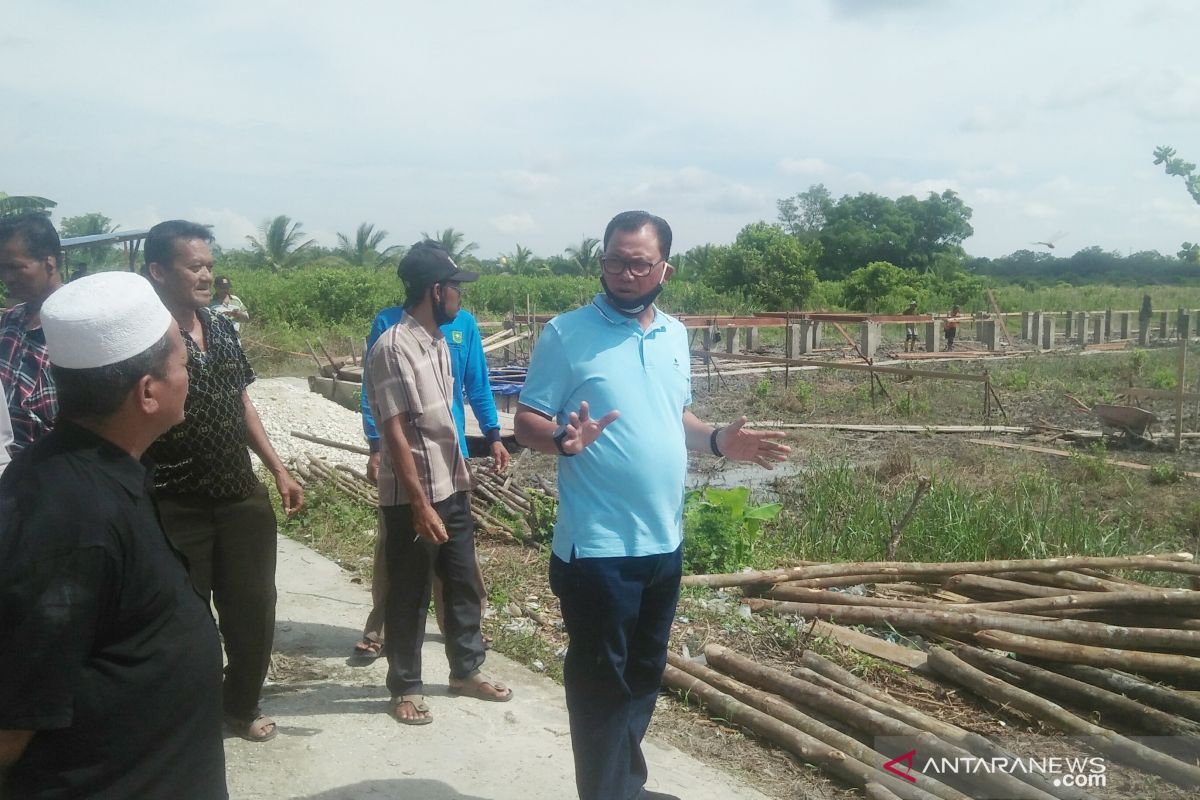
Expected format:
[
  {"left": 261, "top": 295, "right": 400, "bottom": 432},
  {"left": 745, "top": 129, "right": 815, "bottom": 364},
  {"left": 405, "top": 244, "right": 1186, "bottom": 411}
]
[{"left": 515, "top": 211, "right": 790, "bottom": 800}]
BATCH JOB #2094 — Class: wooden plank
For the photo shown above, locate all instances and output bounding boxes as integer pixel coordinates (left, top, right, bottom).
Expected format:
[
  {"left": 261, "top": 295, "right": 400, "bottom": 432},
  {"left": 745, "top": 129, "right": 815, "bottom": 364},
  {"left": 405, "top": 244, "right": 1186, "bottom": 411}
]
[
  {"left": 965, "top": 438, "right": 1200, "bottom": 480},
  {"left": 986, "top": 288, "right": 1014, "bottom": 347},
  {"left": 691, "top": 349, "right": 989, "bottom": 382},
  {"left": 481, "top": 330, "right": 529, "bottom": 354},
  {"left": 805, "top": 619, "right": 930, "bottom": 672}
]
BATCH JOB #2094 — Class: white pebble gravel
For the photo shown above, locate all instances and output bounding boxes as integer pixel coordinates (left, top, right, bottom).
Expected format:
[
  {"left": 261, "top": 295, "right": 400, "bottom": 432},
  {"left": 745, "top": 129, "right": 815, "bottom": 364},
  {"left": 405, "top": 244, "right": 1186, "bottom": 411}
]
[{"left": 246, "top": 377, "right": 371, "bottom": 474}]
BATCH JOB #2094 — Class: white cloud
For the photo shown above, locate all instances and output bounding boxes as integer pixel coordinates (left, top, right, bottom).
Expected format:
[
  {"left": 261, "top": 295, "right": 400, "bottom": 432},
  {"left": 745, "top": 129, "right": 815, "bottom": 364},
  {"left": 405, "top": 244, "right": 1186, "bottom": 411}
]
[
  {"left": 489, "top": 213, "right": 537, "bottom": 236},
  {"left": 779, "top": 157, "right": 833, "bottom": 175},
  {"left": 1023, "top": 202, "right": 1059, "bottom": 220},
  {"left": 499, "top": 170, "right": 560, "bottom": 195}
]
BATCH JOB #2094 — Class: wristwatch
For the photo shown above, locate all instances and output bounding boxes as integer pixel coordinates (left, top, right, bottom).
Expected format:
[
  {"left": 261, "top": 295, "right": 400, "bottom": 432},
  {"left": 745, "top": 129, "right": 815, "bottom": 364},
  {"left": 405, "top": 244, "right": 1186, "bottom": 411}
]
[{"left": 552, "top": 425, "right": 575, "bottom": 457}]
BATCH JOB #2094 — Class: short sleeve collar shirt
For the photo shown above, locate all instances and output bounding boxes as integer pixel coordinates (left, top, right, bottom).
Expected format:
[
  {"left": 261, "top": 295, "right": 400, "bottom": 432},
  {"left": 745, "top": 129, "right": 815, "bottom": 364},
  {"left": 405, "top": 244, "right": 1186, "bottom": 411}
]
[
  {"left": 367, "top": 313, "right": 471, "bottom": 506},
  {"left": 519, "top": 296, "right": 692, "bottom": 560},
  {"left": 147, "top": 309, "right": 257, "bottom": 500},
  {"left": 0, "top": 423, "right": 226, "bottom": 799}
]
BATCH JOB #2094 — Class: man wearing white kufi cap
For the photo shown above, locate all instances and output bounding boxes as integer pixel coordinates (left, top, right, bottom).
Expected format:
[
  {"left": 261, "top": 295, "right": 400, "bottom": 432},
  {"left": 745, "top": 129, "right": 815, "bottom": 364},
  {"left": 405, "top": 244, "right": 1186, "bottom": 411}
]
[{"left": 0, "top": 272, "right": 227, "bottom": 799}]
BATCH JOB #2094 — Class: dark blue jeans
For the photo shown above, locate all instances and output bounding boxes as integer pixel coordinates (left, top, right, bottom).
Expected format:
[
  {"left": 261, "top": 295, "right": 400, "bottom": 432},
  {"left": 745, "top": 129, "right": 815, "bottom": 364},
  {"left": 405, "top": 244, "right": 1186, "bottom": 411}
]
[{"left": 550, "top": 546, "right": 683, "bottom": 800}]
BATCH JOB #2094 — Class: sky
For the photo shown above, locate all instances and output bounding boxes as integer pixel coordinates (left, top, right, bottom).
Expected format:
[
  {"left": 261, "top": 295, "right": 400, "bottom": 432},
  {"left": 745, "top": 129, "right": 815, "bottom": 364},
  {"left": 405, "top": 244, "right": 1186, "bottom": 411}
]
[{"left": 2, "top": 0, "right": 1198, "bottom": 261}]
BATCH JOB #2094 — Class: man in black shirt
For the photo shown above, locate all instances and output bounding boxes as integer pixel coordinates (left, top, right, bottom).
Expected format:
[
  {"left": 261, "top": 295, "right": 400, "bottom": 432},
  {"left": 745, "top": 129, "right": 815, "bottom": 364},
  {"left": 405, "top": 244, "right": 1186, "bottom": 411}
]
[
  {"left": 0, "top": 271, "right": 226, "bottom": 799},
  {"left": 145, "top": 219, "right": 304, "bottom": 743}
]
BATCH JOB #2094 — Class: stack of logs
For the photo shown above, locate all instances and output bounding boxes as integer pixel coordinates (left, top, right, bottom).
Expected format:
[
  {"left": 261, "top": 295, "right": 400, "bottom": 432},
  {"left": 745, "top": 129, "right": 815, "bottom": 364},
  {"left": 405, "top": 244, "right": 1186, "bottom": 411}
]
[
  {"left": 669, "top": 554, "right": 1200, "bottom": 797},
  {"left": 289, "top": 451, "right": 551, "bottom": 541}
]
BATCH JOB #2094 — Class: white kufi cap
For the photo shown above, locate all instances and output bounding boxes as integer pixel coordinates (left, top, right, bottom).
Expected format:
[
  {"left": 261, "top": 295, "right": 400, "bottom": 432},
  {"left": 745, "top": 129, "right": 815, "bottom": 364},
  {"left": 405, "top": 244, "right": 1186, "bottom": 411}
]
[{"left": 42, "top": 272, "right": 174, "bottom": 369}]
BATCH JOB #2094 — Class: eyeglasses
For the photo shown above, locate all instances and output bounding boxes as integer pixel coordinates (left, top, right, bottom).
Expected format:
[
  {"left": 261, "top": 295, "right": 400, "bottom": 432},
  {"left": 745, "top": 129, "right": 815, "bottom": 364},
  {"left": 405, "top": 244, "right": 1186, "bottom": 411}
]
[
  {"left": 599, "top": 256, "right": 665, "bottom": 278},
  {"left": 439, "top": 281, "right": 463, "bottom": 296}
]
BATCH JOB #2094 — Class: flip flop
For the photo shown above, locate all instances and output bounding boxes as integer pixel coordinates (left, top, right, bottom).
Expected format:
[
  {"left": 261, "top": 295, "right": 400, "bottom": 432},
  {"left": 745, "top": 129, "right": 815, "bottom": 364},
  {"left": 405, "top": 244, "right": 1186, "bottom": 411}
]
[
  {"left": 225, "top": 713, "right": 278, "bottom": 742},
  {"left": 350, "top": 638, "right": 382, "bottom": 663},
  {"left": 392, "top": 695, "right": 433, "bottom": 725},
  {"left": 448, "top": 676, "right": 513, "bottom": 702}
]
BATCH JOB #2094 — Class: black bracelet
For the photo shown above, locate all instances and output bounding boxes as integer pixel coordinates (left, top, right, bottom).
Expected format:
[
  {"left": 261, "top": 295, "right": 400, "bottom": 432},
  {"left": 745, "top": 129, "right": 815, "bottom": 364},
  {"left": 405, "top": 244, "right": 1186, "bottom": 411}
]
[{"left": 710, "top": 427, "right": 723, "bottom": 457}]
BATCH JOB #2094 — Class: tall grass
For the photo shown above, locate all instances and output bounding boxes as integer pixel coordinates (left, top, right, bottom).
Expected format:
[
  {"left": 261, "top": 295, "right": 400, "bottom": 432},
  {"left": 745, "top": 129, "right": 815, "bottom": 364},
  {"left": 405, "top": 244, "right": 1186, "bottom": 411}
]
[{"left": 754, "top": 462, "right": 1160, "bottom": 568}]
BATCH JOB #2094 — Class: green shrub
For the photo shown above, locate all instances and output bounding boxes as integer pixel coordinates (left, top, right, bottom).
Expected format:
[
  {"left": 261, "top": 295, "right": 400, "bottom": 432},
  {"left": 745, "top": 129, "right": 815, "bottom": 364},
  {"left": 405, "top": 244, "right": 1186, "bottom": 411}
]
[
  {"left": 1151, "top": 368, "right": 1179, "bottom": 390},
  {"left": 683, "top": 486, "right": 782, "bottom": 574}
]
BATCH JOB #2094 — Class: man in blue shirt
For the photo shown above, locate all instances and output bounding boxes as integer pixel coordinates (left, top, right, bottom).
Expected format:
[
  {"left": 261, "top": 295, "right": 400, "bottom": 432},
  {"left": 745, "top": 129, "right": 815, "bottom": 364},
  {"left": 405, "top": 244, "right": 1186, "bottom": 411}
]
[
  {"left": 515, "top": 211, "right": 790, "bottom": 800},
  {"left": 354, "top": 283, "right": 509, "bottom": 659}
]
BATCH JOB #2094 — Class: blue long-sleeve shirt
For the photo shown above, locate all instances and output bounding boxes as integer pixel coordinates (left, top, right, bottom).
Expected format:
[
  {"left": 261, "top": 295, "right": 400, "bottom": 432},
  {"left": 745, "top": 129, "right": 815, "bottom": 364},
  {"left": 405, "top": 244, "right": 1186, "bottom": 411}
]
[{"left": 361, "top": 307, "right": 501, "bottom": 458}]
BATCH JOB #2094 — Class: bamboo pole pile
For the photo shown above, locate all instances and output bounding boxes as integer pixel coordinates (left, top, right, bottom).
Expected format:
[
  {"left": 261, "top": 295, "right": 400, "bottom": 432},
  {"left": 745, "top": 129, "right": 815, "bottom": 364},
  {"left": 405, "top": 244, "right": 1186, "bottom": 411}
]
[
  {"left": 287, "top": 451, "right": 554, "bottom": 543},
  {"left": 673, "top": 554, "right": 1200, "bottom": 793}
]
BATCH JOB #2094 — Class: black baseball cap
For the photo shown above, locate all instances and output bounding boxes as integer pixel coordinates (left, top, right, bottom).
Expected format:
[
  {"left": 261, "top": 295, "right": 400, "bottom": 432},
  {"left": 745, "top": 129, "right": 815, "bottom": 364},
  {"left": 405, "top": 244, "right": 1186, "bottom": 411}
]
[{"left": 399, "top": 241, "right": 479, "bottom": 292}]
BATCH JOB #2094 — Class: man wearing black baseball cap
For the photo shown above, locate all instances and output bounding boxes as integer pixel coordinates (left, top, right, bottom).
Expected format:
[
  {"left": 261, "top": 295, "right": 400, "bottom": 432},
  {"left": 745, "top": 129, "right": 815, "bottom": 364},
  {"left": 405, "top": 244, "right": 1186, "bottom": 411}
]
[{"left": 365, "top": 241, "right": 509, "bottom": 725}]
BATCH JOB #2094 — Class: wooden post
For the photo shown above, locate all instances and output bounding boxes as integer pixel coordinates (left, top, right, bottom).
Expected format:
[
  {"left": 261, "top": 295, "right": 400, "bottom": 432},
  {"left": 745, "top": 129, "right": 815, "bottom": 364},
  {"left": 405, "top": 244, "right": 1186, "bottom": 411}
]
[{"left": 1177, "top": 336, "right": 1188, "bottom": 451}]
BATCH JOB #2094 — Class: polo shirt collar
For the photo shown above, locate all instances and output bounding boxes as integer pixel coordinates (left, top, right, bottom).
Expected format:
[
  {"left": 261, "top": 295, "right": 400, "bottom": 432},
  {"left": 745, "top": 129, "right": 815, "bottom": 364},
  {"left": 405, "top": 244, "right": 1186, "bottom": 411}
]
[
  {"left": 590, "top": 294, "right": 667, "bottom": 334},
  {"left": 399, "top": 312, "right": 444, "bottom": 353},
  {"left": 53, "top": 421, "right": 149, "bottom": 498}
]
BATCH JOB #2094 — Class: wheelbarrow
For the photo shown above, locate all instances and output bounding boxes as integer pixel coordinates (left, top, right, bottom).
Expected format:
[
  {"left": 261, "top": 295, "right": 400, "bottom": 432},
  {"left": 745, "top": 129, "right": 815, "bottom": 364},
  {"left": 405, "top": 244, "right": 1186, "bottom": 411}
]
[{"left": 1091, "top": 403, "right": 1159, "bottom": 446}]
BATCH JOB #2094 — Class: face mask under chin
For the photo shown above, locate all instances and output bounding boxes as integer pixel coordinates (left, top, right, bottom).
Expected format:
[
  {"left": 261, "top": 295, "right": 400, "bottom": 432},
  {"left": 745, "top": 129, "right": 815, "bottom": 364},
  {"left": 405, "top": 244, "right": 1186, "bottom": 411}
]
[{"left": 600, "top": 276, "right": 664, "bottom": 316}]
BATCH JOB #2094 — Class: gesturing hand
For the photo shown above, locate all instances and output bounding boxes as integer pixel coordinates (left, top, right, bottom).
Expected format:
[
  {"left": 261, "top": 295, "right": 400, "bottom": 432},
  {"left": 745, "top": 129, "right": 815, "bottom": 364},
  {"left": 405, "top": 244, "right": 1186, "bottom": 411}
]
[
  {"left": 716, "top": 416, "right": 791, "bottom": 469},
  {"left": 558, "top": 401, "right": 620, "bottom": 455}
]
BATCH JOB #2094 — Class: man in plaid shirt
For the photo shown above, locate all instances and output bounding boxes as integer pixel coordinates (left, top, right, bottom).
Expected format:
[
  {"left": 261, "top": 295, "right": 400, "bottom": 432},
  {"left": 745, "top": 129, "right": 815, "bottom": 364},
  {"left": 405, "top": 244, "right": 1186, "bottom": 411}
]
[{"left": 0, "top": 214, "right": 63, "bottom": 455}]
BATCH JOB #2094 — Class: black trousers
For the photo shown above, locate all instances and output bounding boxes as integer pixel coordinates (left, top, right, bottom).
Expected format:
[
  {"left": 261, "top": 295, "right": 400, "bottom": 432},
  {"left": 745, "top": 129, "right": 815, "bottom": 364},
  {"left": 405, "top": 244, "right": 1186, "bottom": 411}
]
[
  {"left": 382, "top": 491, "right": 485, "bottom": 697},
  {"left": 157, "top": 482, "right": 278, "bottom": 721},
  {"left": 550, "top": 546, "right": 683, "bottom": 800}
]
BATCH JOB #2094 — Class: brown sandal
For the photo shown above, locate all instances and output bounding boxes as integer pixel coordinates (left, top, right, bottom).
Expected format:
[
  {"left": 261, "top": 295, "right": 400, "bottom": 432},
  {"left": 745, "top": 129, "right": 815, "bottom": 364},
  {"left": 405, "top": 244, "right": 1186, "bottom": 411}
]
[
  {"left": 392, "top": 694, "right": 433, "bottom": 725},
  {"left": 448, "top": 675, "right": 513, "bottom": 702},
  {"left": 225, "top": 713, "right": 278, "bottom": 742}
]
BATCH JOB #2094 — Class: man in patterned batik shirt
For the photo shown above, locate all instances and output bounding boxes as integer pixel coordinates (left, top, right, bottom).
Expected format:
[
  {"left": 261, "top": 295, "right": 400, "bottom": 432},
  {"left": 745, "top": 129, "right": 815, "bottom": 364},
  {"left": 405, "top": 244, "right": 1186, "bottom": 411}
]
[{"left": 144, "top": 219, "right": 304, "bottom": 744}]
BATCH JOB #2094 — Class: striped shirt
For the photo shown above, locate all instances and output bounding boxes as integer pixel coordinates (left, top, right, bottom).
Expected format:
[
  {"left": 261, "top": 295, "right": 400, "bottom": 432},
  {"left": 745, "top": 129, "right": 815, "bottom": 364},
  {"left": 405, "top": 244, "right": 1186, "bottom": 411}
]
[{"left": 366, "top": 313, "right": 471, "bottom": 506}]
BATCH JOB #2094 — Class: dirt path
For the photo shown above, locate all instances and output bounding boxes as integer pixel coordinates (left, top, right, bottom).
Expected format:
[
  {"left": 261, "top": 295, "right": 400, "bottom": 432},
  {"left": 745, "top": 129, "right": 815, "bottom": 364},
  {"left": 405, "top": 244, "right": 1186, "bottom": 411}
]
[{"left": 223, "top": 536, "right": 770, "bottom": 800}]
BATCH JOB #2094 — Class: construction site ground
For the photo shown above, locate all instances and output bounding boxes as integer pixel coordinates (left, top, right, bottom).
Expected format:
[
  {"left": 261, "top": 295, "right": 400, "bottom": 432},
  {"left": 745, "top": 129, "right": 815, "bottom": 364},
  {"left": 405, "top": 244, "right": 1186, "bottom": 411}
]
[{"left": 253, "top": 334, "right": 1200, "bottom": 800}]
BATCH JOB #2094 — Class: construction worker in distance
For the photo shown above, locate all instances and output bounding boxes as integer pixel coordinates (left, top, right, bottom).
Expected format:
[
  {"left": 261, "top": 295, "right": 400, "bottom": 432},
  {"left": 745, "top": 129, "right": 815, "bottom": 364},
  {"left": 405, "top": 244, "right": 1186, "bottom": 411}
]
[
  {"left": 904, "top": 299, "right": 919, "bottom": 352},
  {"left": 944, "top": 304, "right": 961, "bottom": 351}
]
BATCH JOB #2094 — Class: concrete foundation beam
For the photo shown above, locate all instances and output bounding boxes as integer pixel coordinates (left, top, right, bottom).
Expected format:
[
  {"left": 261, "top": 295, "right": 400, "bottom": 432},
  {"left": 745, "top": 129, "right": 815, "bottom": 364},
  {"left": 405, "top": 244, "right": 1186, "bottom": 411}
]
[
  {"left": 860, "top": 321, "right": 881, "bottom": 358},
  {"left": 925, "top": 319, "right": 942, "bottom": 353},
  {"left": 1041, "top": 317, "right": 1055, "bottom": 350}
]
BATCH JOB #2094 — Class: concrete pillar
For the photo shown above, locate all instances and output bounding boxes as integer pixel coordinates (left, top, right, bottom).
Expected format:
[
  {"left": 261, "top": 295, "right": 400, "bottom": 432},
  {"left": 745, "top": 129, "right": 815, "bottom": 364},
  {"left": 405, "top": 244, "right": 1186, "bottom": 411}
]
[
  {"left": 810, "top": 321, "right": 824, "bottom": 349},
  {"left": 1104, "top": 309, "right": 1113, "bottom": 341},
  {"left": 744, "top": 327, "right": 759, "bottom": 351},
  {"left": 1138, "top": 320, "right": 1151, "bottom": 347},
  {"left": 1118, "top": 312, "right": 1131, "bottom": 340},
  {"left": 1180, "top": 313, "right": 1192, "bottom": 343},
  {"left": 925, "top": 319, "right": 942, "bottom": 353},
  {"left": 860, "top": 321, "right": 881, "bottom": 358},
  {"left": 1021, "top": 312, "right": 1032, "bottom": 342},
  {"left": 786, "top": 321, "right": 809, "bottom": 357},
  {"left": 702, "top": 327, "right": 715, "bottom": 351},
  {"left": 978, "top": 320, "right": 1000, "bottom": 351},
  {"left": 1091, "top": 315, "right": 1104, "bottom": 344},
  {"left": 724, "top": 327, "right": 741, "bottom": 354},
  {"left": 1076, "top": 312, "right": 1090, "bottom": 345},
  {"left": 1032, "top": 311, "right": 1044, "bottom": 344},
  {"left": 1041, "top": 316, "right": 1055, "bottom": 350},
  {"left": 1064, "top": 311, "right": 1074, "bottom": 339},
  {"left": 1180, "top": 309, "right": 1187, "bottom": 338},
  {"left": 1159, "top": 311, "right": 1170, "bottom": 340}
]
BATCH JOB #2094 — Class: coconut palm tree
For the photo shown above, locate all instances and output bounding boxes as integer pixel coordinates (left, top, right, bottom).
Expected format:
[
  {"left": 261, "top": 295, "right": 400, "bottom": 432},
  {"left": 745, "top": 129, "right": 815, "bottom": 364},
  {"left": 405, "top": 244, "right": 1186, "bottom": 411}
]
[
  {"left": 337, "top": 222, "right": 405, "bottom": 268},
  {"left": 501, "top": 244, "right": 539, "bottom": 275},
  {"left": 246, "top": 215, "right": 315, "bottom": 271},
  {"left": 565, "top": 236, "right": 600, "bottom": 276},
  {"left": 0, "top": 192, "right": 55, "bottom": 219},
  {"left": 421, "top": 228, "right": 478, "bottom": 263}
]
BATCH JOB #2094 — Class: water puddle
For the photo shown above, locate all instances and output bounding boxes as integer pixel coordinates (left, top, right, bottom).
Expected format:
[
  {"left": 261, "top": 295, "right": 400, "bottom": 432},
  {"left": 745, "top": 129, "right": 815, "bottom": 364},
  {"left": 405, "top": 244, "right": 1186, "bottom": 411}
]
[{"left": 685, "top": 460, "right": 807, "bottom": 499}]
